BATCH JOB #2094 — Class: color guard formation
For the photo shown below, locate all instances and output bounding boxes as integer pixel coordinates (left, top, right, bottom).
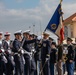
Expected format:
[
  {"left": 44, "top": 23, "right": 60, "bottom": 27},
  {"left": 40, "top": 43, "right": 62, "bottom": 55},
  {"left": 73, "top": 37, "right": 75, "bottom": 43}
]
[{"left": 0, "top": 30, "right": 75, "bottom": 75}]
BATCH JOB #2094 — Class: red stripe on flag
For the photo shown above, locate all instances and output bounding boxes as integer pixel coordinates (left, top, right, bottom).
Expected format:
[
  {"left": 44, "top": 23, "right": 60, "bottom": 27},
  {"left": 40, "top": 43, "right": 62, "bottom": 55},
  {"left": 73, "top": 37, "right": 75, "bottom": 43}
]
[{"left": 60, "top": 23, "right": 64, "bottom": 43}]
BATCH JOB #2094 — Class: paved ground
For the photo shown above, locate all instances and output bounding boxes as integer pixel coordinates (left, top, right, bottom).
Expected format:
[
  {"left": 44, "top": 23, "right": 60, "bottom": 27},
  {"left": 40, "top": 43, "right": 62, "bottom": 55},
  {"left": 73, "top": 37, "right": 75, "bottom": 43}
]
[
  {"left": 64, "top": 72, "right": 76, "bottom": 75},
  {"left": 3, "top": 71, "right": 76, "bottom": 75}
]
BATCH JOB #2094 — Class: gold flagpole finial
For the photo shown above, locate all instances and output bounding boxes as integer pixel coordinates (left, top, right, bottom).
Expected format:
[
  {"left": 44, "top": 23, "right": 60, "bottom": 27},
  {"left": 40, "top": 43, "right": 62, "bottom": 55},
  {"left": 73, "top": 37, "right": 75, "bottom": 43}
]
[{"left": 60, "top": 0, "right": 63, "bottom": 4}]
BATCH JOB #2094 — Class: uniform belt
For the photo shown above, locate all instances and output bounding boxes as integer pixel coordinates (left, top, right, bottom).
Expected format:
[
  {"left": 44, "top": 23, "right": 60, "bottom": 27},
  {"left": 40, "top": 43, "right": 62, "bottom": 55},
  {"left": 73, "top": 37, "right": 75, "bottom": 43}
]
[
  {"left": 14, "top": 53, "right": 21, "bottom": 57},
  {"left": 24, "top": 50, "right": 32, "bottom": 55},
  {"left": 14, "top": 53, "right": 19, "bottom": 55}
]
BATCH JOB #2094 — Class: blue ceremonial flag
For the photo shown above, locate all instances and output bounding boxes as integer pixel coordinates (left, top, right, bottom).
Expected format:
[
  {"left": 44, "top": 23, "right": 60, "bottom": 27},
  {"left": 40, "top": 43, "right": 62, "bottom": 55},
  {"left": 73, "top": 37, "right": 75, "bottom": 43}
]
[{"left": 44, "top": 3, "right": 62, "bottom": 36}]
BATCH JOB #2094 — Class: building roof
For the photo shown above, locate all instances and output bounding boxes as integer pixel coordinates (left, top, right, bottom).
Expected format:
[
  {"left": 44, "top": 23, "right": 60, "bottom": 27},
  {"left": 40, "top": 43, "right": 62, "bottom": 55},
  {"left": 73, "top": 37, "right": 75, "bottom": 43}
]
[{"left": 64, "top": 13, "right": 76, "bottom": 25}]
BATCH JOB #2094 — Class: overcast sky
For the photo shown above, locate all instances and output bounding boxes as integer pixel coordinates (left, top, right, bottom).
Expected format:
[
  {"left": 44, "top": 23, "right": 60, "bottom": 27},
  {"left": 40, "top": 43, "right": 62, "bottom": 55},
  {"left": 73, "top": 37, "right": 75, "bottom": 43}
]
[{"left": 0, "top": 0, "right": 76, "bottom": 39}]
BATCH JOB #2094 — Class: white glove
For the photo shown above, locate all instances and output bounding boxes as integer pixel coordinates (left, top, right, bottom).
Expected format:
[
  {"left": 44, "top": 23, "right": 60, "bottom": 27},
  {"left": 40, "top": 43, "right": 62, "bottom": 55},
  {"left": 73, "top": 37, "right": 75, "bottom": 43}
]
[
  {"left": 21, "top": 50, "right": 24, "bottom": 54},
  {"left": 46, "top": 58, "right": 49, "bottom": 61},
  {"left": 1, "top": 49, "right": 5, "bottom": 53},
  {"left": 2, "top": 56, "right": 8, "bottom": 63},
  {"left": 8, "top": 50, "right": 11, "bottom": 54},
  {"left": 37, "top": 36, "right": 42, "bottom": 40}
]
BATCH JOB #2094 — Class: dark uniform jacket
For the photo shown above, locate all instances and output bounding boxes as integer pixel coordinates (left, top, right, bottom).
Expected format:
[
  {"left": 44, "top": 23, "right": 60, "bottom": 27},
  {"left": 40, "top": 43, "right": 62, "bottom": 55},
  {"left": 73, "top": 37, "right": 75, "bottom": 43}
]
[
  {"left": 66, "top": 44, "right": 75, "bottom": 62},
  {"left": 50, "top": 48, "right": 57, "bottom": 63},
  {"left": 3, "top": 40, "right": 13, "bottom": 51},
  {"left": 22, "top": 38, "right": 36, "bottom": 58},
  {"left": 35, "top": 40, "right": 42, "bottom": 61},
  {"left": 0, "top": 58, "right": 6, "bottom": 75},
  {"left": 41, "top": 39, "right": 51, "bottom": 60},
  {"left": 12, "top": 39, "right": 21, "bottom": 53},
  {"left": 3, "top": 40, "right": 14, "bottom": 73},
  {"left": 0, "top": 40, "right": 6, "bottom": 75},
  {"left": 57, "top": 44, "right": 63, "bottom": 61}
]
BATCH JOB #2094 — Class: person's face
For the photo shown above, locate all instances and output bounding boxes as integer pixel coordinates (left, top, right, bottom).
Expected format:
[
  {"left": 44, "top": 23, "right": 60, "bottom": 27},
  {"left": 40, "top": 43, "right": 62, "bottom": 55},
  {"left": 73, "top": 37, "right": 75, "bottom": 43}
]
[
  {"left": 43, "top": 35, "right": 49, "bottom": 39},
  {"left": 5, "top": 35, "right": 10, "bottom": 40},
  {"left": 23, "top": 33, "right": 29, "bottom": 39},
  {"left": 15, "top": 35, "right": 18, "bottom": 39},
  {"left": 26, "top": 34, "right": 29, "bottom": 39},
  {"left": 49, "top": 39, "right": 53, "bottom": 43},
  {"left": 58, "top": 40, "right": 60, "bottom": 45},
  {"left": 0, "top": 34, "right": 2, "bottom": 39},
  {"left": 51, "top": 44, "right": 55, "bottom": 48},
  {"left": 67, "top": 40, "right": 71, "bottom": 45},
  {"left": 15, "top": 34, "right": 21, "bottom": 40},
  {"left": 29, "top": 36, "right": 33, "bottom": 40},
  {"left": 23, "top": 33, "right": 26, "bottom": 37},
  {"left": 18, "top": 35, "right": 22, "bottom": 41}
]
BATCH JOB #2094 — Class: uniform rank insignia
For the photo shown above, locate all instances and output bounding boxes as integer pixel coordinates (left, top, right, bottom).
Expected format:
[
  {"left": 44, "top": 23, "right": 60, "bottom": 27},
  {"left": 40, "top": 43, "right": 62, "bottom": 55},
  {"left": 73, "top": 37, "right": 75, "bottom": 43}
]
[
  {"left": 43, "top": 43, "right": 46, "bottom": 47},
  {"left": 38, "top": 45, "right": 41, "bottom": 47}
]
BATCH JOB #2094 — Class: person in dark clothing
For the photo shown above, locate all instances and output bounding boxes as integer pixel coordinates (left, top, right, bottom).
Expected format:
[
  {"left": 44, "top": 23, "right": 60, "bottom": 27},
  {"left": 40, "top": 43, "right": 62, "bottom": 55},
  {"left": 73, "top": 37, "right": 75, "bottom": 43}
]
[
  {"left": 50, "top": 42, "right": 57, "bottom": 75},
  {"left": 29, "top": 34, "right": 36, "bottom": 75},
  {"left": 34, "top": 36, "right": 42, "bottom": 75},
  {"left": 22, "top": 30, "right": 36, "bottom": 75},
  {"left": 0, "top": 32, "right": 7, "bottom": 75},
  {"left": 49, "top": 37, "right": 54, "bottom": 44},
  {"left": 74, "top": 44, "right": 76, "bottom": 70},
  {"left": 66, "top": 37, "right": 75, "bottom": 75},
  {"left": 0, "top": 50, "right": 6, "bottom": 75},
  {"left": 3, "top": 32, "right": 14, "bottom": 75},
  {"left": 41, "top": 32, "right": 51, "bottom": 75},
  {"left": 13, "top": 30, "right": 23, "bottom": 75},
  {"left": 57, "top": 38, "right": 63, "bottom": 75}
]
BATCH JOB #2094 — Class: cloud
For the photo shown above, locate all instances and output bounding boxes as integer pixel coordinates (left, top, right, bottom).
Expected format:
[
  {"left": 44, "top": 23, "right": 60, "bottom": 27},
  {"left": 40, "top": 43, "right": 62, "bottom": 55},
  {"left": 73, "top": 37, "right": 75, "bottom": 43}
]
[
  {"left": 0, "top": 0, "right": 76, "bottom": 37},
  {"left": 62, "top": 2, "right": 76, "bottom": 18},
  {"left": 0, "top": 2, "right": 5, "bottom": 9}
]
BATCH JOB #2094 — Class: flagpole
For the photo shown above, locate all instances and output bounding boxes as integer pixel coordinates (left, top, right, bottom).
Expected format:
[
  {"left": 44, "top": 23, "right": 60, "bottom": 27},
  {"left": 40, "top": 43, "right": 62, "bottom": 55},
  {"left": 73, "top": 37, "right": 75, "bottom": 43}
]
[
  {"left": 60, "top": 0, "right": 63, "bottom": 4},
  {"left": 33, "top": 24, "right": 35, "bottom": 34},
  {"left": 60, "top": 0, "right": 64, "bottom": 44},
  {"left": 40, "top": 21, "right": 42, "bottom": 35}
]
